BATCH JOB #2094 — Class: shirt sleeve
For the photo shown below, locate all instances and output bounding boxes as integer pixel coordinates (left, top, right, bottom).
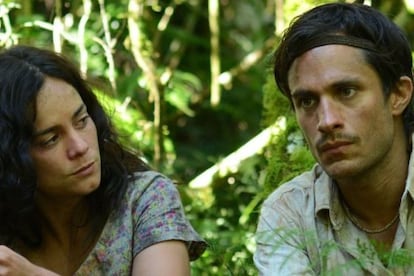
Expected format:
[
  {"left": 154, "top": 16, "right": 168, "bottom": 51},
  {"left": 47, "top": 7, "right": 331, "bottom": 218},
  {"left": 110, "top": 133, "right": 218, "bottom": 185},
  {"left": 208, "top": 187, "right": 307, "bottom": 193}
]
[
  {"left": 131, "top": 172, "right": 207, "bottom": 260},
  {"left": 254, "top": 201, "right": 316, "bottom": 275}
]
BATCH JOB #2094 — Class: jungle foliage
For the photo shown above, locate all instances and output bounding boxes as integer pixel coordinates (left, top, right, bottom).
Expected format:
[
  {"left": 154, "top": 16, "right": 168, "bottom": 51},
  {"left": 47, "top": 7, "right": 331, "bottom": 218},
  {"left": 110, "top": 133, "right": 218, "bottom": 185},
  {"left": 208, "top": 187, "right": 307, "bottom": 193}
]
[{"left": 1, "top": 0, "right": 414, "bottom": 274}]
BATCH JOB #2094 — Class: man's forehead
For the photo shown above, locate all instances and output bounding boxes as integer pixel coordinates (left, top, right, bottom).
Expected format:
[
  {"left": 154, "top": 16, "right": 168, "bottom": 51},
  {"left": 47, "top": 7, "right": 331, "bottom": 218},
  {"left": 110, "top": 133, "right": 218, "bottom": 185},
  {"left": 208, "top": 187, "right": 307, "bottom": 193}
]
[{"left": 287, "top": 45, "right": 373, "bottom": 94}]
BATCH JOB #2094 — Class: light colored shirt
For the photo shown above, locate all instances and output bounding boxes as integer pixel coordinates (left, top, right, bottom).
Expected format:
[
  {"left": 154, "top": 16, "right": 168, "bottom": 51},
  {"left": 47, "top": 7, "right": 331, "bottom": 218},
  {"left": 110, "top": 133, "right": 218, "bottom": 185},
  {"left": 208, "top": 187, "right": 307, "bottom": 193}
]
[
  {"left": 254, "top": 156, "right": 414, "bottom": 275},
  {"left": 75, "top": 171, "right": 206, "bottom": 275}
]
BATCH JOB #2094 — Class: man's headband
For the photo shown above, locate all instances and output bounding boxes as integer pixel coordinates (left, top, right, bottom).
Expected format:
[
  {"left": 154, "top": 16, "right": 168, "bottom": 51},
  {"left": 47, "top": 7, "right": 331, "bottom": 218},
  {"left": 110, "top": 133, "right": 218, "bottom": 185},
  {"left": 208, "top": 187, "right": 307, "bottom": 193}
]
[{"left": 295, "top": 34, "right": 378, "bottom": 58}]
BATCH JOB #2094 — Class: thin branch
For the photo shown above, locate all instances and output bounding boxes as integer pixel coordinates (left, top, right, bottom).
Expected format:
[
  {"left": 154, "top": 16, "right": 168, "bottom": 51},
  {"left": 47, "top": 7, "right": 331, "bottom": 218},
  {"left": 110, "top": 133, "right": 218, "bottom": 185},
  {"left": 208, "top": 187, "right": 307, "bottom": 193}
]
[
  {"left": 98, "top": 0, "right": 117, "bottom": 92},
  {"left": 275, "top": 0, "right": 284, "bottom": 35},
  {"left": 53, "top": 0, "right": 63, "bottom": 53},
  {"left": 219, "top": 36, "right": 277, "bottom": 89},
  {"left": 158, "top": 1, "right": 200, "bottom": 86},
  {"left": 0, "top": 3, "right": 18, "bottom": 47},
  {"left": 153, "top": 1, "right": 176, "bottom": 48},
  {"left": 128, "top": 0, "right": 164, "bottom": 169},
  {"left": 167, "top": 1, "right": 199, "bottom": 68},
  {"left": 209, "top": 0, "right": 221, "bottom": 106},
  {"left": 78, "top": 0, "right": 92, "bottom": 76},
  {"left": 23, "top": 20, "right": 76, "bottom": 43}
]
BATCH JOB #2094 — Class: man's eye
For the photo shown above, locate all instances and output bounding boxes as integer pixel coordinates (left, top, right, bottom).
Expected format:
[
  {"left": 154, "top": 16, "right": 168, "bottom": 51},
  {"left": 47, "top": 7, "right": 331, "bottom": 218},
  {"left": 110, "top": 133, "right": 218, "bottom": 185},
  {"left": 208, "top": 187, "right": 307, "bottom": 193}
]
[
  {"left": 298, "top": 97, "right": 316, "bottom": 108},
  {"left": 340, "top": 87, "right": 356, "bottom": 98}
]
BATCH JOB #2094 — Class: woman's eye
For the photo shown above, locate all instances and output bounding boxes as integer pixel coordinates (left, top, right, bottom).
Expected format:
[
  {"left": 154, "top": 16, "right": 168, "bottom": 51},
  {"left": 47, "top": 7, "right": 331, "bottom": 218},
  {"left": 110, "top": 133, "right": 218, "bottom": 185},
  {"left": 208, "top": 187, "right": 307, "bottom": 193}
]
[
  {"left": 76, "top": 115, "right": 90, "bottom": 128},
  {"left": 40, "top": 135, "right": 58, "bottom": 147}
]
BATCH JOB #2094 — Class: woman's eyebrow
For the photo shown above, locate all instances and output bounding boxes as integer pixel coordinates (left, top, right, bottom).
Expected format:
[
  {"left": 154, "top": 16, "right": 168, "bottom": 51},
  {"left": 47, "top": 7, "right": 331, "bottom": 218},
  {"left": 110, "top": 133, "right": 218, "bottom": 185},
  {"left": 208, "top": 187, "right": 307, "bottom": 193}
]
[{"left": 33, "top": 103, "right": 85, "bottom": 137}]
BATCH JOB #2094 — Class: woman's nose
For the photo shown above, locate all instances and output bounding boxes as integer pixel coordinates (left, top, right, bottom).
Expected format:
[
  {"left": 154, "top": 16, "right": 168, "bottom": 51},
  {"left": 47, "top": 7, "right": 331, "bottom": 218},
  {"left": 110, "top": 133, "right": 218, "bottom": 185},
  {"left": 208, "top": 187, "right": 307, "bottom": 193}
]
[{"left": 67, "top": 131, "right": 89, "bottom": 159}]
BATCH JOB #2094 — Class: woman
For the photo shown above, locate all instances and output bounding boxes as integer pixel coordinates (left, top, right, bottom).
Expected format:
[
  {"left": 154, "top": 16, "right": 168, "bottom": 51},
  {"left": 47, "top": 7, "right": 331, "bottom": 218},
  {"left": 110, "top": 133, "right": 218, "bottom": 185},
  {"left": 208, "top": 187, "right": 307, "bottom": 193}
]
[{"left": 0, "top": 45, "right": 206, "bottom": 275}]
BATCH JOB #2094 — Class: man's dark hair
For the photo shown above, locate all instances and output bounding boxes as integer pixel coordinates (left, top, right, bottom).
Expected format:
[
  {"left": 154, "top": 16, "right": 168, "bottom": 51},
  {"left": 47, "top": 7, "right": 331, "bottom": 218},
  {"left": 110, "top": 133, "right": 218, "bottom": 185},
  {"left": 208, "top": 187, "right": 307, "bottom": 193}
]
[{"left": 274, "top": 2, "right": 414, "bottom": 134}]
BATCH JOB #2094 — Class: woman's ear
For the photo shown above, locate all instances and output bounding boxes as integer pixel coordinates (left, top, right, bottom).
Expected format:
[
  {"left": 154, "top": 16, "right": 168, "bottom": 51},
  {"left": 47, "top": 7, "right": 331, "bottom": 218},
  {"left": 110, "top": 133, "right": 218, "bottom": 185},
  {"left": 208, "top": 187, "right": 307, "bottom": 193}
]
[{"left": 391, "top": 76, "right": 413, "bottom": 116}]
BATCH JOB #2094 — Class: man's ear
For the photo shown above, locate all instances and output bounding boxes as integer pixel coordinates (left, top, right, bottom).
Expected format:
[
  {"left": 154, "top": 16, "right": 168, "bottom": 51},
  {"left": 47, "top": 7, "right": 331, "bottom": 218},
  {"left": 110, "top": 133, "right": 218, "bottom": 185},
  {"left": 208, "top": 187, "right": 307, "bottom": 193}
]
[{"left": 391, "top": 76, "right": 413, "bottom": 116}]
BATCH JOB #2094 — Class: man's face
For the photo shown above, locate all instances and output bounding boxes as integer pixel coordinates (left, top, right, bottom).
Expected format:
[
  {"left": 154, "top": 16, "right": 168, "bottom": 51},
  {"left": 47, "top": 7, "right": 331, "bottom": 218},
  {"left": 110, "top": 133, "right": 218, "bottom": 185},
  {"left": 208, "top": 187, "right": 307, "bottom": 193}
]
[{"left": 287, "top": 45, "right": 401, "bottom": 180}]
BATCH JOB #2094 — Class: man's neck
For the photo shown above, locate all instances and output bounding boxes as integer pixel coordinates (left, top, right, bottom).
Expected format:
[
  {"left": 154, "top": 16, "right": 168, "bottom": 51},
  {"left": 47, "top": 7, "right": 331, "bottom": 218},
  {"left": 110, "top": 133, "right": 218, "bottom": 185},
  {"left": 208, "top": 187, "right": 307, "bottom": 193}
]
[{"left": 337, "top": 141, "right": 410, "bottom": 225}]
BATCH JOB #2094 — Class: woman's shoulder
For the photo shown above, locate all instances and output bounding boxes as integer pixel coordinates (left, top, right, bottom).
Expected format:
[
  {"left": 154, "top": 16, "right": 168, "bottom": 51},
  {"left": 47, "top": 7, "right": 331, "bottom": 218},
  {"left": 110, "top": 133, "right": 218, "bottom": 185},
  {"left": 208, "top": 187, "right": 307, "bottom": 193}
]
[
  {"left": 129, "top": 170, "right": 174, "bottom": 187},
  {"left": 131, "top": 170, "right": 168, "bottom": 182},
  {"left": 123, "top": 171, "right": 178, "bottom": 202}
]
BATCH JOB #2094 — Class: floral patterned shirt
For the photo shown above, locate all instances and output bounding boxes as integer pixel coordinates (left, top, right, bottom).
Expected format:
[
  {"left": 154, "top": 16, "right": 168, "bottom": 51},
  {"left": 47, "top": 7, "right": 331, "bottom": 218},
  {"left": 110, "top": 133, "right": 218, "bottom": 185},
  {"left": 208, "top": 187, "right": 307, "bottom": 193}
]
[{"left": 74, "top": 171, "right": 206, "bottom": 275}]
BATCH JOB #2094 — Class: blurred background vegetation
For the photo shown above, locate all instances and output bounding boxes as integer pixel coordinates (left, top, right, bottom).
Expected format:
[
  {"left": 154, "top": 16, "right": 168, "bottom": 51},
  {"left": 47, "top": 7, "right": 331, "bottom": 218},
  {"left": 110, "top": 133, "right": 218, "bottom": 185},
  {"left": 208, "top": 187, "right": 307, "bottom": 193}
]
[{"left": 1, "top": 0, "right": 414, "bottom": 274}]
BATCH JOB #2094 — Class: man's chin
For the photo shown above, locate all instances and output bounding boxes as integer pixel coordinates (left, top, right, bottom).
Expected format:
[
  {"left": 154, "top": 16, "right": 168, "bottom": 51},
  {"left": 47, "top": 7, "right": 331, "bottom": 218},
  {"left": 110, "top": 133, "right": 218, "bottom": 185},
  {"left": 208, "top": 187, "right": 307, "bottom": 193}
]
[{"left": 320, "top": 160, "right": 360, "bottom": 180}]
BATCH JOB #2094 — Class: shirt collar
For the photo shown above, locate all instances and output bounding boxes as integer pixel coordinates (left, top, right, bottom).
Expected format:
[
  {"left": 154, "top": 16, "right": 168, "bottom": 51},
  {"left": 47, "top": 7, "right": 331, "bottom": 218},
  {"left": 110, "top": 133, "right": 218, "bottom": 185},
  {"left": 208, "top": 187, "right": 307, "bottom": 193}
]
[
  {"left": 402, "top": 134, "right": 414, "bottom": 201},
  {"left": 314, "top": 165, "right": 345, "bottom": 230}
]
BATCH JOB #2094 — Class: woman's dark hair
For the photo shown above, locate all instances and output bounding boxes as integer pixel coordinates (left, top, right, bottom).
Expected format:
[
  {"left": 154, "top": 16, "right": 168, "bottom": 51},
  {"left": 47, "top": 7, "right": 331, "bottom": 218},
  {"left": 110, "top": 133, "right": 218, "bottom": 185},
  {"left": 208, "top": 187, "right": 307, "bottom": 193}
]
[
  {"left": 274, "top": 2, "right": 414, "bottom": 135},
  {"left": 0, "top": 45, "right": 149, "bottom": 247}
]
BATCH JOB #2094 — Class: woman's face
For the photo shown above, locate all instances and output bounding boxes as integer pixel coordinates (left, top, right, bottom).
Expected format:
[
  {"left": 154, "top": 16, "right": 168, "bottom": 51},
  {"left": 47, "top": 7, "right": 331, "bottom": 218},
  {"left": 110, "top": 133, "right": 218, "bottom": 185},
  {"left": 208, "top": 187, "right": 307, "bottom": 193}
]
[{"left": 30, "top": 77, "right": 101, "bottom": 202}]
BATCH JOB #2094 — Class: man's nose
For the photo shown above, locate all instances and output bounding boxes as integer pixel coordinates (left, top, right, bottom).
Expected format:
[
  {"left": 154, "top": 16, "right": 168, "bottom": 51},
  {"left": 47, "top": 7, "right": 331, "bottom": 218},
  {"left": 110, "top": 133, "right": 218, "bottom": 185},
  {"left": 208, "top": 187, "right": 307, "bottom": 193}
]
[{"left": 317, "top": 98, "right": 343, "bottom": 133}]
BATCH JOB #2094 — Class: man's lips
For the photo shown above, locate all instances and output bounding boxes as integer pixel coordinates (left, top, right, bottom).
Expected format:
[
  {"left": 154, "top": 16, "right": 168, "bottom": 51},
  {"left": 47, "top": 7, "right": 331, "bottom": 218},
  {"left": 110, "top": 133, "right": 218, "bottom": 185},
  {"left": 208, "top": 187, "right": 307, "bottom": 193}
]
[{"left": 318, "top": 141, "right": 352, "bottom": 153}]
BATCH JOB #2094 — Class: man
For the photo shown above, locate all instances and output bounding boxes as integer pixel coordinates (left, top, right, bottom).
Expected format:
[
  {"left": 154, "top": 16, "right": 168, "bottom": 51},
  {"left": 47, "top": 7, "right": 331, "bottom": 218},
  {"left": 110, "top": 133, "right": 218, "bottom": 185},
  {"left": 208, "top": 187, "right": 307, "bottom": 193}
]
[{"left": 254, "top": 3, "right": 414, "bottom": 275}]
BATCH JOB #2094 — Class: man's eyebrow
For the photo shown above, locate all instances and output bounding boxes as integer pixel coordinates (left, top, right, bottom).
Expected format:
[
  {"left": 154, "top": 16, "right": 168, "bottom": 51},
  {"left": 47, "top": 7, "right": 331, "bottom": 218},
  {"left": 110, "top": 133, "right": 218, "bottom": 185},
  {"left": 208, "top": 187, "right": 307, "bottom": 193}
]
[
  {"left": 291, "top": 77, "right": 362, "bottom": 99},
  {"left": 330, "top": 78, "right": 361, "bottom": 89},
  {"left": 291, "top": 89, "right": 315, "bottom": 99},
  {"left": 33, "top": 104, "right": 86, "bottom": 137}
]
